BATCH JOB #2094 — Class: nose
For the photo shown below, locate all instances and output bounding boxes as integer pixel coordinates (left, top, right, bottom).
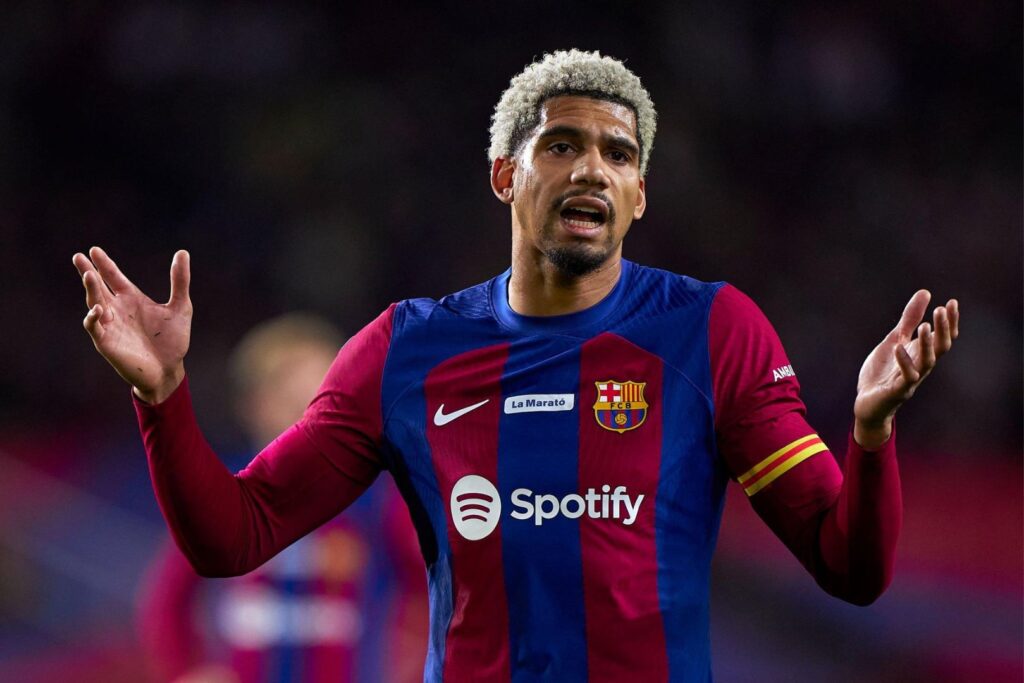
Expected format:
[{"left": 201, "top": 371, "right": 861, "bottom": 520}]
[{"left": 570, "top": 148, "right": 609, "bottom": 187}]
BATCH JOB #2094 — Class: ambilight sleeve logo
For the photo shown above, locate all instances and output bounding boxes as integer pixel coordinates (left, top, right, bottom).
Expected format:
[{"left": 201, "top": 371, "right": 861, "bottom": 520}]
[{"left": 450, "top": 475, "right": 502, "bottom": 541}]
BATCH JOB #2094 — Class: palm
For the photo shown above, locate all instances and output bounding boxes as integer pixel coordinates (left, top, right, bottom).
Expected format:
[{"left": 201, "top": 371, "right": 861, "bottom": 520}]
[
  {"left": 855, "top": 329, "right": 924, "bottom": 423},
  {"left": 74, "top": 247, "right": 192, "bottom": 400},
  {"left": 853, "top": 290, "right": 958, "bottom": 429},
  {"left": 97, "top": 287, "right": 190, "bottom": 384}
]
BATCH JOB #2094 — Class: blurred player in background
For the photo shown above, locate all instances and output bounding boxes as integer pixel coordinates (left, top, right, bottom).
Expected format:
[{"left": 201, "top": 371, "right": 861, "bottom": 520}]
[{"left": 136, "top": 314, "right": 427, "bottom": 683}]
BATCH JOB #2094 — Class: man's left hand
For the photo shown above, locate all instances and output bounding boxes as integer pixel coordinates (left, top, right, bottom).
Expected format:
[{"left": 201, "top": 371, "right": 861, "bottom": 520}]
[{"left": 853, "top": 290, "right": 959, "bottom": 450}]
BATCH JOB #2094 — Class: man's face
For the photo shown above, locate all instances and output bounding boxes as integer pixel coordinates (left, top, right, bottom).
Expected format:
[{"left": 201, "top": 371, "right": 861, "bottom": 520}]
[{"left": 495, "top": 95, "right": 647, "bottom": 277}]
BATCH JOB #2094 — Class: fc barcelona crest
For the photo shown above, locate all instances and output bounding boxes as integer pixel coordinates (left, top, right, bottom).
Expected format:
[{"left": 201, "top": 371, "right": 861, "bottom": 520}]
[{"left": 593, "top": 380, "right": 648, "bottom": 433}]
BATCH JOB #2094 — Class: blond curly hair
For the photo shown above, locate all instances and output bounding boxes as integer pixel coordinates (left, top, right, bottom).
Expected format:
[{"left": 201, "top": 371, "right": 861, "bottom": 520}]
[{"left": 488, "top": 49, "right": 657, "bottom": 176}]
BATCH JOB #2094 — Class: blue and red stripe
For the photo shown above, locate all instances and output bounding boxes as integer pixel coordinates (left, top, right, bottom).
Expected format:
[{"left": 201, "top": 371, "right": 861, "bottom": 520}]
[
  {"left": 424, "top": 343, "right": 512, "bottom": 682},
  {"left": 498, "top": 337, "right": 589, "bottom": 680},
  {"left": 579, "top": 333, "right": 668, "bottom": 681}
]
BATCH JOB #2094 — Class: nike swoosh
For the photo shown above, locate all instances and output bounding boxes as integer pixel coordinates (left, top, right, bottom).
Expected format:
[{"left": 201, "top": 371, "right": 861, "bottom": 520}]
[{"left": 434, "top": 399, "right": 490, "bottom": 426}]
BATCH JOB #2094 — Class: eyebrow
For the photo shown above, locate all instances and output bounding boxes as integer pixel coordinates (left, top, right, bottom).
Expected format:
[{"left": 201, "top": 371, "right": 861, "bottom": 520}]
[{"left": 537, "top": 125, "right": 641, "bottom": 158}]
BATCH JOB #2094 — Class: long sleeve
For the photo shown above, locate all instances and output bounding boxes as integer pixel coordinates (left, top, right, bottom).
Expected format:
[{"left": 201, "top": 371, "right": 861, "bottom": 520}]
[
  {"left": 709, "top": 284, "right": 902, "bottom": 605},
  {"left": 136, "top": 305, "right": 397, "bottom": 577}
]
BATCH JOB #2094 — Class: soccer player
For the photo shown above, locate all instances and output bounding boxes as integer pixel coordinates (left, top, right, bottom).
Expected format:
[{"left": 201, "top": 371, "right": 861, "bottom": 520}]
[
  {"left": 74, "top": 50, "right": 959, "bottom": 682},
  {"left": 135, "top": 314, "right": 427, "bottom": 683}
]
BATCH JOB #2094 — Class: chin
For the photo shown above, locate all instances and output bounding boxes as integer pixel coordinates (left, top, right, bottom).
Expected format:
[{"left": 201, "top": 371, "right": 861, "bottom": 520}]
[{"left": 544, "top": 245, "right": 610, "bottom": 277}]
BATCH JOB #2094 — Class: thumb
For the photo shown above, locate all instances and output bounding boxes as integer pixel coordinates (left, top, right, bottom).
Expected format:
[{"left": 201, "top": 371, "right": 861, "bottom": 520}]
[{"left": 168, "top": 250, "right": 191, "bottom": 309}]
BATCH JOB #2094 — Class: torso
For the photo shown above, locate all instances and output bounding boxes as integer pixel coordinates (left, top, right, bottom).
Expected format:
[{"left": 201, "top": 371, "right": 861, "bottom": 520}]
[{"left": 379, "top": 260, "right": 727, "bottom": 682}]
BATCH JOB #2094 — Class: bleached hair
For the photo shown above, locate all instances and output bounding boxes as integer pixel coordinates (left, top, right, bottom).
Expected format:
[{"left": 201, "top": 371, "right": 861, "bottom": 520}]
[{"left": 488, "top": 49, "right": 657, "bottom": 176}]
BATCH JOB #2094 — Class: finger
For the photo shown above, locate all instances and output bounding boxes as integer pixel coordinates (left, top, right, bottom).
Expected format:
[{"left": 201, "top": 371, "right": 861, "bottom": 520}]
[
  {"left": 168, "top": 250, "right": 191, "bottom": 309},
  {"left": 82, "top": 304, "right": 106, "bottom": 342},
  {"left": 75, "top": 252, "right": 108, "bottom": 307},
  {"left": 82, "top": 270, "right": 109, "bottom": 310},
  {"left": 894, "top": 289, "right": 931, "bottom": 339},
  {"left": 933, "top": 306, "right": 952, "bottom": 357},
  {"left": 947, "top": 299, "right": 959, "bottom": 339},
  {"left": 894, "top": 344, "right": 920, "bottom": 384},
  {"left": 72, "top": 252, "right": 97, "bottom": 278},
  {"left": 88, "top": 246, "right": 137, "bottom": 295},
  {"left": 919, "top": 322, "right": 936, "bottom": 371}
]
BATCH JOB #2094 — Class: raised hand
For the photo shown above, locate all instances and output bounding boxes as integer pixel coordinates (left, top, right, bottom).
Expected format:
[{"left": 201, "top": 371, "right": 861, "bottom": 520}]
[
  {"left": 853, "top": 290, "right": 959, "bottom": 449},
  {"left": 73, "top": 246, "right": 192, "bottom": 404}
]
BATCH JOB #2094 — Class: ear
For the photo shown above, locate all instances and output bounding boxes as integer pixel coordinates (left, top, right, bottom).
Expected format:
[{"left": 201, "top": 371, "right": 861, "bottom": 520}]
[
  {"left": 490, "top": 156, "right": 516, "bottom": 204},
  {"left": 632, "top": 177, "right": 647, "bottom": 220}
]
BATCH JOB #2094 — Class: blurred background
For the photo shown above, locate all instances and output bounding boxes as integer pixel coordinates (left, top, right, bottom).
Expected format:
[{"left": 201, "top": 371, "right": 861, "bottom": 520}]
[{"left": 0, "top": 1, "right": 1020, "bottom": 681}]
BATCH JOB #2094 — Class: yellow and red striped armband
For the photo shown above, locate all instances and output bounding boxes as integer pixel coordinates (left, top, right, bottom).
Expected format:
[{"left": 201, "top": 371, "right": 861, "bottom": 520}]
[{"left": 737, "top": 433, "right": 829, "bottom": 497}]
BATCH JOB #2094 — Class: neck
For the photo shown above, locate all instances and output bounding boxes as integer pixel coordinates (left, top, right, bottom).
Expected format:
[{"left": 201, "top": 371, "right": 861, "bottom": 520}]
[{"left": 508, "top": 247, "right": 623, "bottom": 317}]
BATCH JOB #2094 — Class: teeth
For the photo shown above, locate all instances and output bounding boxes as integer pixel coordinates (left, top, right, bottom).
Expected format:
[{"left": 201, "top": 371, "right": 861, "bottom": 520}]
[{"left": 561, "top": 205, "right": 605, "bottom": 229}]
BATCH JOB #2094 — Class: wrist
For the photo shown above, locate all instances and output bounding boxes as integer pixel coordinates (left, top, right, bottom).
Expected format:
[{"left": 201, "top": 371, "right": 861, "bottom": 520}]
[
  {"left": 853, "top": 416, "right": 893, "bottom": 451},
  {"left": 133, "top": 365, "right": 185, "bottom": 405}
]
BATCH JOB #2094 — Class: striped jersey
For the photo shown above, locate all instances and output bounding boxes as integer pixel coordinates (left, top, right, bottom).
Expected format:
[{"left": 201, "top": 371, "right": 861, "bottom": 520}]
[
  {"left": 300, "top": 259, "right": 838, "bottom": 682},
  {"left": 138, "top": 258, "right": 901, "bottom": 683}
]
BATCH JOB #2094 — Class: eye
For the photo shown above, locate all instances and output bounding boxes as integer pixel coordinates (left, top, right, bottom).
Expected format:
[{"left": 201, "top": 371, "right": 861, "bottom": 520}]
[
  {"left": 549, "top": 142, "right": 574, "bottom": 155},
  {"left": 607, "top": 149, "right": 631, "bottom": 164}
]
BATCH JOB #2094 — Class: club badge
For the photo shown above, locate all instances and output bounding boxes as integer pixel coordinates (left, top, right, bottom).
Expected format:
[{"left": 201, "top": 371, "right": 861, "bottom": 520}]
[{"left": 593, "top": 380, "right": 648, "bottom": 433}]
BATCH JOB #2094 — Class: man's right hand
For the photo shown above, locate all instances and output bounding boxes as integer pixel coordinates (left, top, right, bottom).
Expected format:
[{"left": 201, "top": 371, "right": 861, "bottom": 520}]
[{"left": 73, "top": 246, "right": 192, "bottom": 404}]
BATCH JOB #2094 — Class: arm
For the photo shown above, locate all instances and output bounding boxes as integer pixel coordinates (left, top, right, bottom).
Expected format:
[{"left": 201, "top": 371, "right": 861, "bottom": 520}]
[
  {"left": 74, "top": 247, "right": 394, "bottom": 576},
  {"left": 710, "top": 285, "right": 958, "bottom": 605},
  {"left": 138, "top": 307, "right": 394, "bottom": 575},
  {"left": 136, "top": 379, "right": 379, "bottom": 576}
]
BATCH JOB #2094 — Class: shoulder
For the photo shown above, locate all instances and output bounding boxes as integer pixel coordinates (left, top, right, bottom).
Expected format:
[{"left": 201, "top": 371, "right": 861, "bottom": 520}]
[
  {"left": 614, "top": 261, "right": 726, "bottom": 330},
  {"left": 391, "top": 277, "right": 498, "bottom": 333},
  {"left": 708, "top": 283, "right": 772, "bottom": 328},
  {"left": 707, "top": 283, "right": 796, "bottom": 401},
  {"left": 629, "top": 262, "right": 725, "bottom": 302},
  {"left": 705, "top": 284, "right": 790, "bottom": 353}
]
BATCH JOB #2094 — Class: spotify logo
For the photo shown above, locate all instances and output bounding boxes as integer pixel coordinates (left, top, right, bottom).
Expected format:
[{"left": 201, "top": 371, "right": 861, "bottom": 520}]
[
  {"left": 450, "top": 475, "right": 502, "bottom": 541},
  {"left": 449, "top": 475, "right": 646, "bottom": 541}
]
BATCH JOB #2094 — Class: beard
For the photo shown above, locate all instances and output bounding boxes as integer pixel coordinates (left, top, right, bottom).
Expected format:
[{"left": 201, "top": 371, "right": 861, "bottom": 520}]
[
  {"left": 544, "top": 243, "right": 611, "bottom": 277},
  {"left": 542, "top": 190, "right": 618, "bottom": 277}
]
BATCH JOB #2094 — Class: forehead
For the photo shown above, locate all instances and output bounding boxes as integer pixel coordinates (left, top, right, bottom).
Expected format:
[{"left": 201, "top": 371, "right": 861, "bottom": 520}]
[{"left": 535, "top": 96, "right": 638, "bottom": 142}]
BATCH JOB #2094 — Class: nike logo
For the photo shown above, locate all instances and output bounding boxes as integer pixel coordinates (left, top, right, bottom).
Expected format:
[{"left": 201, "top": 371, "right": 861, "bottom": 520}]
[{"left": 434, "top": 399, "right": 490, "bottom": 426}]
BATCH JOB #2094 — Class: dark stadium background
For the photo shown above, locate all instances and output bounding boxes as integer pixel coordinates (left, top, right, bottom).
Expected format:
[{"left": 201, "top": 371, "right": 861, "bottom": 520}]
[{"left": 0, "top": 2, "right": 1020, "bottom": 681}]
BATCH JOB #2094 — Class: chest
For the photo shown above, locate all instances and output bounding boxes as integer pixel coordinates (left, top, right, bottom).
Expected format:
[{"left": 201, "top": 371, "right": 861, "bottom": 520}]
[{"left": 385, "top": 332, "right": 714, "bottom": 524}]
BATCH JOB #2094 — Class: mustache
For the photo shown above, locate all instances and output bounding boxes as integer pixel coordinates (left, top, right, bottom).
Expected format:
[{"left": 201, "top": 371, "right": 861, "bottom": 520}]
[{"left": 551, "top": 190, "right": 616, "bottom": 223}]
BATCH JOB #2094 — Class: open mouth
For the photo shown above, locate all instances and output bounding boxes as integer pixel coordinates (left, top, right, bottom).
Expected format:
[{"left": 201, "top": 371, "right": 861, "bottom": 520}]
[
  {"left": 560, "top": 206, "right": 605, "bottom": 231},
  {"left": 558, "top": 197, "right": 610, "bottom": 235}
]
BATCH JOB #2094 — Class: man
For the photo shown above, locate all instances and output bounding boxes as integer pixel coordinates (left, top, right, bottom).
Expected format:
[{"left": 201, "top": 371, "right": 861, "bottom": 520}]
[
  {"left": 74, "top": 50, "right": 959, "bottom": 682},
  {"left": 135, "top": 314, "right": 427, "bottom": 683}
]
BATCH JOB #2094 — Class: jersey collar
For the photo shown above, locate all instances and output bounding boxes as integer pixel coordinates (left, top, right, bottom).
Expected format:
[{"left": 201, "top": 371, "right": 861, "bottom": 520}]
[{"left": 490, "top": 259, "right": 634, "bottom": 335}]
